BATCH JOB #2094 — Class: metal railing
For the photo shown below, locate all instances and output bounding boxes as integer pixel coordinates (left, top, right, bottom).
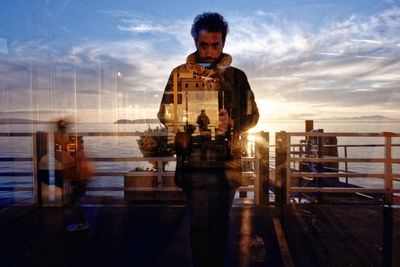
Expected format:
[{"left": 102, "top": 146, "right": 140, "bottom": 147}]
[
  {"left": 0, "top": 132, "right": 50, "bottom": 213},
  {"left": 0, "top": 131, "right": 270, "bottom": 207},
  {"left": 74, "top": 131, "right": 269, "bottom": 205}
]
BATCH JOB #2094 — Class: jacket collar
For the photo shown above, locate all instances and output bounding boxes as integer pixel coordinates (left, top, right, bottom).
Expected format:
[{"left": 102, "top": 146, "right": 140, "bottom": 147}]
[{"left": 186, "top": 52, "right": 232, "bottom": 70}]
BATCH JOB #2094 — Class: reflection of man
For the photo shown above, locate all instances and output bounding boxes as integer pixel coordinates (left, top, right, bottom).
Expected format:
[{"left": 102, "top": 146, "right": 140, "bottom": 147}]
[
  {"left": 158, "top": 12, "right": 258, "bottom": 267},
  {"left": 196, "top": 109, "right": 210, "bottom": 131},
  {"left": 216, "top": 109, "right": 232, "bottom": 136}
]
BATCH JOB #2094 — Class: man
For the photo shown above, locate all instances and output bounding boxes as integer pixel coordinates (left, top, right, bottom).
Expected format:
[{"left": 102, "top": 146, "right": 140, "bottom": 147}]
[
  {"left": 196, "top": 109, "right": 210, "bottom": 131},
  {"left": 158, "top": 12, "right": 258, "bottom": 267}
]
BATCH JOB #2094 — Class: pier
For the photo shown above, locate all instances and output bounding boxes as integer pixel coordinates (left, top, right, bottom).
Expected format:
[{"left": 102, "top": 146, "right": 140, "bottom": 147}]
[{"left": 1, "top": 129, "right": 399, "bottom": 266}]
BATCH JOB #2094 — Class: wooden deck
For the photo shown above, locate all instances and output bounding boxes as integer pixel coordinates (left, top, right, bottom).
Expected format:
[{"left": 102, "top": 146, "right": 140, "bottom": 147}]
[{"left": 1, "top": 204, "right": 398, "bottom": 267}]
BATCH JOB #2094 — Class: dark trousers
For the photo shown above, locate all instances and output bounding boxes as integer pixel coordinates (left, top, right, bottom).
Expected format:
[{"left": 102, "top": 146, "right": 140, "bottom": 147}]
[
  {"left": 70, "top": 180, "right": 87, "bottom": 223},
  {"left": 183, "top": 169, "right": 236, "bottom": 267}
]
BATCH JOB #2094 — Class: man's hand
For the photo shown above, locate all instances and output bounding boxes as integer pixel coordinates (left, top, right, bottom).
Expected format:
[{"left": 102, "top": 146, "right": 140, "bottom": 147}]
[{"left": 216, "top": 109, "right": 233, "bottom": 135}]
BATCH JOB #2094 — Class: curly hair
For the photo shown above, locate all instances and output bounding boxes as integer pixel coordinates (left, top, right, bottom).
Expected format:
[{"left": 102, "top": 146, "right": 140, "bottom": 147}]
[{"left": 191, "top": 12, "right": 229, "bottom": 43}]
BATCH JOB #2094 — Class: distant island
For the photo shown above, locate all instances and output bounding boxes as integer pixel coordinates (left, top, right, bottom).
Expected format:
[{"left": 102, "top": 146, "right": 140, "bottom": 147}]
[
  {"left": 114, "top": 119, "right": 160, "bottom": 124},
  {"left": 329, "top": 115, "right": 399, "bottom": 122}
]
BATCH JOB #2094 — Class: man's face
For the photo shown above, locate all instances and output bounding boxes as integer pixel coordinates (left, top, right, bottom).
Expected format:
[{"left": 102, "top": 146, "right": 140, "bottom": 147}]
[{"left": 195, "top": 30, "right": 225, "bottom": 63}]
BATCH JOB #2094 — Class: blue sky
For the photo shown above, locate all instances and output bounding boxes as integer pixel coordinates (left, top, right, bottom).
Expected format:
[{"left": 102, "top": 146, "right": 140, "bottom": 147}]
[{"left": 1, "top": 0, "right": 399, "bottom": 123}]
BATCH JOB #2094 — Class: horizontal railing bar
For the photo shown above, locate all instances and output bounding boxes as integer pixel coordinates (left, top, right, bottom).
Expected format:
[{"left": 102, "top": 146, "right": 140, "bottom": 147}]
[
  {"left": 287, "top": 132, "right": 400, "bottom": 137},
  {"left": 291, "top": 144, "right": 400, "bottom": 148},
  {"left": 290, "top": 151, "right": 306, "bottom": 155},
  {"left": 290, "top": 157, "right": 386, "bottom": 163},
  {"left": 0, "top": 133, "right": 35, "bottom": 137},
  {"left": 86, "top": 186, "right": 181, "bottom": 191},
  {"left": 0, "top": 172, "right": 33, "bottom": 176},
  {"left": 86, "top": 186, "right": 256, "bottom": 192},
  {"left": 0, "top": 157, "right": 33, "bottom": 162},
  {"left": 336, "top": 144, "right": 400, "bottom": 147},
  {"left": 241, "top": 157, "right": 256, "bottom": 161},
  {"left": 0, "top": 187, "right": 33, "bottom": 191},
  {"left": 72, "top": 132, "right": 174, "bottom": 137},
  {"left": 72, "top": 132, "right": 254, "bottom": 137},
  {"left": 237, "top": 187, "right": 256, "bottom": 192},
  {"left": 93, "top": 172, "right": 175, "bottom": 177},
  {"left": 92, "top": 171, "right": 255, "bottom": 178},
  {"left": 322, "top": 166, "right": 359, "bottom": 173},
  {"left": 242, "top": 172, "right": 255, "bottom": 177},
  {"left": 291, "top": 172, "right": 385, "bottom": 178},
  {"left": 290, "top": 187, "right": 398, "bottom": 193},
  {"left": 88, "top": 157, "right": 176, "bottom": 162}
]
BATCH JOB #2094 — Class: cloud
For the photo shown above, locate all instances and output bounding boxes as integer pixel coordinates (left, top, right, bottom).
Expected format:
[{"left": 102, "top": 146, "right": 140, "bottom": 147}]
[
  {"left": 255, "top": 10, "right": 268, "bottom": 17},
  {"left": 221, "top": 7, "right": 400, "bottom": 119},
  {"left": 1, "top": 7, "right": 400, "bottom": 121}
]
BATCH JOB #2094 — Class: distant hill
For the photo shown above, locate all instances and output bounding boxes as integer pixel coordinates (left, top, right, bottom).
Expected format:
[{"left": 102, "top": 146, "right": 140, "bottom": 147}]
[
  {"left": 334, "top": 115, "right": 399, "bottom": 122},
  {"left": 114, "top": 119, "right": 160, "bottom": 124},
  {"left": 0, "top": 118, "right": 53, "bottom": 124}
]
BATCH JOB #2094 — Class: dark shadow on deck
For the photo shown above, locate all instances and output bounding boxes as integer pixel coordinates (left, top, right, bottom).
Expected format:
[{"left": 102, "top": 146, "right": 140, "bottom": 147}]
[{"left": 1, "top": 204, "right": 399, "bottom": 267}]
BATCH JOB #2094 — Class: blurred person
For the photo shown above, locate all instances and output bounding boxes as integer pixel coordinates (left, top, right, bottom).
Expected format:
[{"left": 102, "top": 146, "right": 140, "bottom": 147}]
[
  {"left": 54, "top": 119, "right": 69, "bottom": 151},
  {"left": 196, "top": 109, "right": 210, "bottom": 132},
  {"left": 158, "top": 12, "right": 259, "bottom": 267},
  {"left": 55, "top": 119, "right": 92, "bottom": 232}
]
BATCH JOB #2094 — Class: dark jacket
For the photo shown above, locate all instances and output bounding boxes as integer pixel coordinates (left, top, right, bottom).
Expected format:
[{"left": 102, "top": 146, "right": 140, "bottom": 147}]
[
  {"left": 158, "top": 52, "right": 259, "bottom": 139},
  {"left": 158, "top": 52, "right": 259, "bottom": 186}
]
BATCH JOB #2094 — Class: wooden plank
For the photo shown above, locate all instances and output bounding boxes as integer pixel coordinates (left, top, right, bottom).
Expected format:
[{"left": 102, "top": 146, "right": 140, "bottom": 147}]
[{"left": 273, "top": 217, "right": 295, "bottom": 267}]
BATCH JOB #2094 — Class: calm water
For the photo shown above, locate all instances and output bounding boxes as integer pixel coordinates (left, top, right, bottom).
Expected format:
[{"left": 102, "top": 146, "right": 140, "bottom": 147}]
[{"left": 1, "top": 122, "right": 399, "bottom": 200}]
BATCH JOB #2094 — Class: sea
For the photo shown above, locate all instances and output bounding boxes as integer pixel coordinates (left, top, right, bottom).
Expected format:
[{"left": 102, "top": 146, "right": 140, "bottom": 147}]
[{"left": 1, "top": 121, "right": 399, "bottom": 203}]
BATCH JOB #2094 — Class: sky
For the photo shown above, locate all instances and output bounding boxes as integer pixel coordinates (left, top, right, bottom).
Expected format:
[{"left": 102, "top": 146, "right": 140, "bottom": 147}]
[{"left": 0, "top": 0, "right": 399, "bottom": 123}]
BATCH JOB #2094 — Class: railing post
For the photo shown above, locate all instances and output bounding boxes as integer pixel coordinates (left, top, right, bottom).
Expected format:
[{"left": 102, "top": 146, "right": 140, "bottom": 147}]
[
  {"left": 54, "top": 133, "right": 75, "bottom": 207},
  {"left": 275, "top": 131, "right": 288, "bottom": 206},
  {"left": 157, "top": 160, "right": 163, "bottom": 188},
  {"left": 33, "top": 133, "right": 39, "bottom": 206},
  {"left": 344, "top": 146, "right": 348, "bottom": 184},
  {"left": 384, "top": 132, "right": 393, "bottom": 206},
  {"left": 34, "top": 132, "right": 49, "bottom": 207},
  {"left": 255, "top": 131, "right": 269, "bottom": 206},
  {"left": 240, "top": 133, "right": 249, "bottom": 198},
  {"left": 286, "top": 133, "right": 291, "bottom": 204}
]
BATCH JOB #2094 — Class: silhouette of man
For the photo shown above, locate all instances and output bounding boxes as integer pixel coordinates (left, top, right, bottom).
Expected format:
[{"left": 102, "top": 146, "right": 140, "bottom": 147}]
[
  {"left": 158, "top": 12, "right": 259, "bottom": 267},
  {"left": 197, "top": 109, "right": 210, "bottom": 131}
]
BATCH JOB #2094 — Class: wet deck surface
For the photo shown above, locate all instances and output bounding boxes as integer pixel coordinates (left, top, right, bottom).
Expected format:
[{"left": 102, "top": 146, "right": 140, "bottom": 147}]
[{"left": 1, "top": 203, "right": 399, "bottom": 267}]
